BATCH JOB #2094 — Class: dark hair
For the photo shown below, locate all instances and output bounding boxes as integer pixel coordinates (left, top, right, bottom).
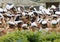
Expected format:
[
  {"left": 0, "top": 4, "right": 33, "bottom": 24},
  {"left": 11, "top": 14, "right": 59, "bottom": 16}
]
[
  {"left": 42, "top": 24, "right": 48, "bottom": 29},
  {"left": 39, "top": 16, "right": 41, "bottom": 18},
  {"left": 33, "top": 12, "right": 38, "bottom": 16},
  {"left": 26, "top": 15, "right": 30, "bottom": 20},
  {"left": 17, "top": 22, "right": 23, "bottom": 28},
  {"left": 31, "top": 17, "right": 36, "bottom": 22},
  {"left": 9, "top": 24, "right": 15, "bottom": 29},
  {"left": 53, "top": 17, "right": 57, "bottom": 19},
  {"left": 23, "top": 27, "right": 28, "bottom": 30}
]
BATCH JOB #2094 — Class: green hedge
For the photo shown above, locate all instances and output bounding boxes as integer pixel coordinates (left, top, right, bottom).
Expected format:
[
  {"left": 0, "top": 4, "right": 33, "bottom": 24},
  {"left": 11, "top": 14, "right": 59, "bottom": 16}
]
[{"left": 0, "top": 30, "right": 60, "bottom": 42}]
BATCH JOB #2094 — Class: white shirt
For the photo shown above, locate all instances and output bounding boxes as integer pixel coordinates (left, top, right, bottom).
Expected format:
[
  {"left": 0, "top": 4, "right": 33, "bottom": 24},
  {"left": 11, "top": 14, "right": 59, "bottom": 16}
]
[
  {"left": 31, "top": 22, "right": 37, "bottom": 27},
  {"left": 37, "top": 18, "right": 43, "bottom": 23},
  {"left": 57, "top": 18, "right": 60, "bottom": 22},
  {"left": 0, "top": 8, "right": 3, "bottom": 12},
  {"left": 22, "top": 24, "right": 27, "bottom": 27},
  {"left": 51, "top": 20, "right": 57, "bottom": 24}
]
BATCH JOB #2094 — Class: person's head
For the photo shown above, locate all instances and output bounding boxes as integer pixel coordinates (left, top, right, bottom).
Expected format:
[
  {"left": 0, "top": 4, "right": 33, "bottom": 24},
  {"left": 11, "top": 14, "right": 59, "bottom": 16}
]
[
  {"left": 52, "top": 15, "right": 58, "bottom": 20},
  {"left": 51, "top": 20, "right": 58, "bottom": 28},
  {"left": 41, "top": 21, "right": 47, "bottom": 28},
  {"left": 25, "top": 15, "right": 30, "bottom": 21},
  {"left": 22, "top": 17, "right": 27, "bottom": 23},
  {"left": 20, "top": 6, "right": 24, "bottom": 12},
  {"left": 6, "top": 4, "right": 17, "bottom": 15},
  {"left": 10, "top": 7, "right": 17, "bottom": 15},
  {"left": 17, "top": 21, "right": 23, "bottom": 28},
  {"left": 33, "top": 12, "right": 38, "bottom": 17},
  {"left": 31, "top": 16, "right": 36, "bottom": 23},
  {"left": 43, "top": 15, "right": 46, "bottom": 19},
  {"left": 9, "top": 24, "right": 15, "bottom": 29},
  {"left": 31, "top": 22, "right": 38, "bottom": 31},
  {"left": 29, "top": 6, "right": 35, "bottom": 11},
  {"left": 8, "top": 21, "right": 15, "bottom": 29},
  {"left": 22, "top": 24, "right": 28, "bottom": 30}
]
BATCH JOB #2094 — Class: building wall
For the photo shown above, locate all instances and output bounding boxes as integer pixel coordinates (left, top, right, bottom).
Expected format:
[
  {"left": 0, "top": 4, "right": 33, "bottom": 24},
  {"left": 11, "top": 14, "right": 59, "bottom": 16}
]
[
  {"left": 0, "top": 0, "right": 60, "bottom": 9},
  {"left": 59, "top": 3, "right": 60, "bottom": 10},
  {"left": 0, "top": 0, "right": 46, "bottom": 6}
]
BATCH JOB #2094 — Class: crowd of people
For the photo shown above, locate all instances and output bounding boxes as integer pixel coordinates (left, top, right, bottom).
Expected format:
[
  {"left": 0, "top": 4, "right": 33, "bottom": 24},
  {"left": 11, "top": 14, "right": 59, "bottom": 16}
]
[{"left": 0, "top": 3, "right": 60, "bottom": 35}]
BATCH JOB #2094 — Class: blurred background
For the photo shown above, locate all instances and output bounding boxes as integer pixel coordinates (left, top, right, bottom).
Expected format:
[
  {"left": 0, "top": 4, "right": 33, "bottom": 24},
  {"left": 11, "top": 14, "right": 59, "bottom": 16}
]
[{"left": 0, "top": 0, "right": 60, "bottom": 10}]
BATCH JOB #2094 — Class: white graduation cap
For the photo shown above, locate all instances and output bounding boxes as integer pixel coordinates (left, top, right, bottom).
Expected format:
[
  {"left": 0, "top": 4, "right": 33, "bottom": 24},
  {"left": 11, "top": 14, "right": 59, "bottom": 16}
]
[
  {"left": 47, "top": 12, "right": 51, "bottom": 15},
  {"left": 41, "top": 8, "right": 46, "bottom": 14},
  {"left": 0, "top": 13, "right": 4, "bottom": 18},
  {"left": 52, "top": 15, "right": 58, "bottom": 17},
  {"left": 51, "top": 5, "right": 56, "bottom": 9},
  {"left": 47, "top": 8, "right": 51, "bottom": 11},
  {"left": 7, "top": 21, "right": 15, "bottom": 25},
  {"left": 0, "top": 8, "right": 3, "bottom": 12},
  {"left": 3, "top": 8, "right": 7, "bottom": 12},
  {"left": 34, "top": 8, "right": 37, "bottom": 11},
  {"left": 17, "top": 7, "right": 21, "bottom": 11},
  {"left": 28, "top": 12, "right": 33, "bottom": 16},
  {"left": 31, "top": 22, "right": 37, "bottom": 27},
  {"left": 51, "top": 20, "right": 57, "bottom": 24},
  {"left": 42, "top": 20, "right": 47, "bottom": 24},
  {"left": 45, "top": 9, "right": 51, "bottom": 15},
  {"left": 37, "top": 18, "right": 43, "bottom": 23},
  {"left": 36, "top": 11, "right": 43, "bottom": 14},
  {"left": 6, "top": 14, "right": 14, "bottom": 17},
  {"left": 14, "top": 20, "right": 23, "bottom": 24},
  {"left": 22, "top": 24, "right": 27, "bottom": 27},
  {"left": 6, "top": 4, "right": 14, "bottom": 10},
  {"left": 39, "top": 6, "right": 44, "bottom": 10},
  {"left": 55, "top": 11, "right": 60, "bottom": 15}
]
